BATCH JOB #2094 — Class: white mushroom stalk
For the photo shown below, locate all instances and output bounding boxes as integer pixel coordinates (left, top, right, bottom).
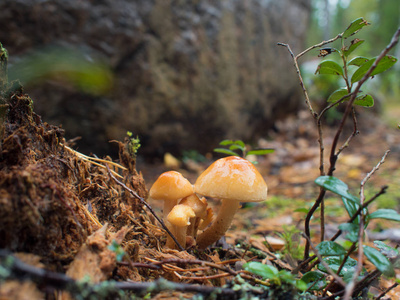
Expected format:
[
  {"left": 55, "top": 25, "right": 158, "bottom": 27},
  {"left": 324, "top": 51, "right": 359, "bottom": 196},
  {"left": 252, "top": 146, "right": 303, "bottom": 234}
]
[{"left": 195, "top": 199, "right": 240, "bottom": 249}]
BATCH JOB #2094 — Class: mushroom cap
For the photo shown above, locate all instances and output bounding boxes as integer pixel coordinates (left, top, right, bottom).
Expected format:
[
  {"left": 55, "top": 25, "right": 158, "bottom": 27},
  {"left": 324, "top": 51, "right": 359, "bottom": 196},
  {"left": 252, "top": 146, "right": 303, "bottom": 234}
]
[
  {"left": 194, "top": 156, "right": 267, "bottom": 202},
  {"left": 167, "top": 204, "right": 196, "bottom": 227},
  {"left": 179, "top": 194, "right": 208, "bottom": 218},
  {"left": 149, "top": 171, "right": 193, "bottom": 201}
]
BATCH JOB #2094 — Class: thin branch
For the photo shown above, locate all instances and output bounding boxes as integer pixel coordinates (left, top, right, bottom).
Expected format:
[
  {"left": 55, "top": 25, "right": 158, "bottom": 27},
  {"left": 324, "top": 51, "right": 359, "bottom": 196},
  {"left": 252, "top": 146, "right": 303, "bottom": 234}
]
[
  {"left": 279, "top": 34, "right": 345, "bottom": 260},
  {"left": 322, "top": 242, "right": 357, "bottom": 297},
  {"left": 301, "top": 233, "right": 346, "bottom": 288},
  {"left": 277, "top": 42, "right": 316, "bottom": 117},
  {"left": 144, "top": 257, "right": 268, "bottom": 286},
  {"left": 336, "top": 107, "right": 359, "bottom": 157},
  {"left": 0, "top": 250, "right": 237, "bottom": 298},
  {"left": 105, "top": 164, "right": 185, "bottom": 251},
  {"left": 328, "top": 26, "right": 400, "bottom": 176},
  {"left": 329, "top": 185, "right": 388, "bottom": 242},
  {"left": 375, "top": 282, "right": 399, "bottom": 300},
  {"left": 296, "top": 34, "right": 343, "bottom": 59},
  {"left": 343, "top": 150, "right": 390, "bottom": 300},
  {"left": 303, "top": 189, "right": 326, "bottom": 259}
]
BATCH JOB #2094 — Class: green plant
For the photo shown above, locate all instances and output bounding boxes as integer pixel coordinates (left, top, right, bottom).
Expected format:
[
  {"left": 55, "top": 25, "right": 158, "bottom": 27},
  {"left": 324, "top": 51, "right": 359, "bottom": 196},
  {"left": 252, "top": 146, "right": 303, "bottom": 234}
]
[
  {"left": 213, "top": 139, "right": 274, "bottom": 164},
  {"left": 275, "top": 225, "right": 304, "bottom": 261},
  {"left": 108, "top": 240, "right": 126, "bottom": 262},
  {"left": 278, "top": 18, "right": 400, "bottom": 299},
  {"left": 243, "top": 261, "right": 307, "bottom": 292},
  {"left": 126, "top": 131, "right": 141, "bottom": 157}
]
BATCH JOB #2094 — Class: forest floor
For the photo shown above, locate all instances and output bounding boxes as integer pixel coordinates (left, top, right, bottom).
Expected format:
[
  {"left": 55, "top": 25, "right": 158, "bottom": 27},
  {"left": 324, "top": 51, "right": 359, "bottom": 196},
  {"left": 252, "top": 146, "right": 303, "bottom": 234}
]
[
  {"left": 139, "top": 105, "right": 400, "bottom": 298},
  {"left": 1, "top": 85, "right": 400, "bottom": 299}
]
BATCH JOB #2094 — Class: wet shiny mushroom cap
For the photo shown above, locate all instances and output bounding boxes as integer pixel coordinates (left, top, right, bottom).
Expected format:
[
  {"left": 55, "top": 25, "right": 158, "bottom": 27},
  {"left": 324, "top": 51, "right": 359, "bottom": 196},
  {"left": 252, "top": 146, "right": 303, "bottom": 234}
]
[
  {"left": 194, "top": 156, "right": 268, "bottom": 249},
  {"left": 194, "top": 156, "right": 267, "bottom": 202}
]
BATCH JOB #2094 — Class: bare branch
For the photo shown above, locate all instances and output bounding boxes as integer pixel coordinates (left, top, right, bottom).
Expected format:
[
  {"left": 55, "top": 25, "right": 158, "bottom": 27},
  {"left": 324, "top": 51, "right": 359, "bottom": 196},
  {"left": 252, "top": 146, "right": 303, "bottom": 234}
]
[
  {"left": 301, "top": 233, "right": 346, "bottom": 288},
  {"left": 0, "top": 250, "right": 237, "bottom": 298},
  {"left": 343, "top": 150, "right": 390, "bottom": 300}
]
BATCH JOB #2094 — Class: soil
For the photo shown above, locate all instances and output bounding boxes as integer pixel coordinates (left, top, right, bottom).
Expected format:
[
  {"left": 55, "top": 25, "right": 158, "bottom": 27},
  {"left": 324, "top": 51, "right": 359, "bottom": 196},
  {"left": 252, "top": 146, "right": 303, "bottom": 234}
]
[{"left": 1, "top": 81, "right": 400, "bottom": 299}]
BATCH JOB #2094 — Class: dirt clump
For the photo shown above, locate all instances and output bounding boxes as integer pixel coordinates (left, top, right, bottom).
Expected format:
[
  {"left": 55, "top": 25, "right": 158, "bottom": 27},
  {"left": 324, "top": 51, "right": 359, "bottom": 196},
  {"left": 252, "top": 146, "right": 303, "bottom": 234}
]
[{"left": 0, "top": 83, "right": 150, "bottom": 268}]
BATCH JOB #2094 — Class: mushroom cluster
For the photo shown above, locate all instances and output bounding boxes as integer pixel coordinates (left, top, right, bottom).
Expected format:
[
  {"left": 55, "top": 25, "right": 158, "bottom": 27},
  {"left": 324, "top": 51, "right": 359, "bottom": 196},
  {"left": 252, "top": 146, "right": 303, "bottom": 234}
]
[{"left": 148, "top": 156, "right": 268, "bottom": 250}]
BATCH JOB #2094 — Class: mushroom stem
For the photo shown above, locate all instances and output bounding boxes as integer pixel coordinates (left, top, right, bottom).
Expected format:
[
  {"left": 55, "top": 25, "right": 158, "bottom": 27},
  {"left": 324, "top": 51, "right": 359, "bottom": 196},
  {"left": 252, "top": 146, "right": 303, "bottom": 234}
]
[
  {"left": 165, "top": 221, "right": 178, "bottom": 249},
  {"left": 174, "top": 226, "right": 187, "bottom": 248},
  {"left": 163, "top": 199, "right": 179, "bottom": 220},
  {"left": 163, "top": 199, "right": 179, "bottom": 248},
  {"left": 196, "top": 200, "right": 241, "bottom": 249}
]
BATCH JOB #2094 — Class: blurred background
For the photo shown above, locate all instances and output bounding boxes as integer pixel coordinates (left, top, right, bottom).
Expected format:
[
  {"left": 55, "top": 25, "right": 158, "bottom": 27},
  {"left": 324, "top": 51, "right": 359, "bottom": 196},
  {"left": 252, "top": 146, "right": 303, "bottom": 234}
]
[{"left": 0, "top": 0, "right": 398, "bottom": 162}]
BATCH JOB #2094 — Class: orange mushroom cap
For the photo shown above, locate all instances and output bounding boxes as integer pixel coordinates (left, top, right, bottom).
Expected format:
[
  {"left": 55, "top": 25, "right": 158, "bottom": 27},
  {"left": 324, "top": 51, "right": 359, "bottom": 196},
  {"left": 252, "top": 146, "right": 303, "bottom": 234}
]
[
  {"left": 194, "top": 156, "right": 268, "bottom": 249},
  {"left": 149, "top": 171, "right": 193, "bottom": 201},
  {"left": 194, "top": 156, "right": 267, "bottom": 202},
  {"left": 167, "top": 204, "right": 196, "bottom": 227}
]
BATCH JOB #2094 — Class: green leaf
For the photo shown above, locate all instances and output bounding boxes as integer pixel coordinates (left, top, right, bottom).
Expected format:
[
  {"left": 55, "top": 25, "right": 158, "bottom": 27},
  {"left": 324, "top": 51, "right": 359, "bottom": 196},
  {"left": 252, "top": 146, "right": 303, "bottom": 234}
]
[
  {"left": 229, "top": 144, "right": 245, "bottom": 151},
  {"left": 341, "top": 197, "right": 368, "bottom": 225},
  {"left": 315, "top": 176, "right": 360, "bottom": 203},
  {"left": 327, "top": 87, "right": 350, "bottom": 103},
  {"left": 213, "top": 148, "right": 239, "bottom": 156},
  {"left": 354, "top": 94, "right": 374, "bottom": 107},
  {"left": 338, "top": 223, "right": 359, "bottom": 242},
  {"left": 219, "top": 140, "right": 245, "bottom": 148},
  {"left": 343, "top": 39, "right": 365, "bottom": 57},
  {"left": 294, "top": 208, "right": 309, "bottom": 213},
  {"left": 363, "top": 245, "right": 395, "bottom": 277},
  {"left": 370, "top": 55, "right": 398, "bottom": 76},
  {"left": 316, "top": 241, "right": 347, "bottom": 256},
  {"left": 295, "top": 280, "right": 308, "bottom": 291},
  {"left": 351, "top": 59, "right": 374, "bottom": 83},
  {"left": 243, "top": 262, "right": 278, "bottom": 280},
  {"left": 343, "top": 18, "right": 370, "bottom": 39},
  {"left": 219, "top": 139, "right": 234, "bottom": 146},
  {"left": 348, "top": 56, "right": 369, "bottom": 66},
  {"left": 301, "top": 271, "right": 327, "bottom": 291},
  {"left": 315, "top": 60, "right": 344, "bottom": 76},
  {"left": 342, "top": 196, "right": 359, "bottom": 219},
  {"left": 247, "top": 149, "right": 275, "bottom": 156},
  {"left": 373, "top": 241, "right": 399, "bottom": 259},
  {"left": 369, "top": 209, "right": 400, "bottom": 222},
  {"left": 317, "top": 256, "right": 357, "bottom": 277},
  {"left": 351, "top": 55, "right": 398, "bottom": 83}
]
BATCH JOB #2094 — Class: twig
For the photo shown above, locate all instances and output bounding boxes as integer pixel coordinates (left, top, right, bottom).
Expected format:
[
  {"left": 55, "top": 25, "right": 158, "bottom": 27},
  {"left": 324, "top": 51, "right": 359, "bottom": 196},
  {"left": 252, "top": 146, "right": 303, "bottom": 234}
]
[
  {"left": 105, "top": 164, "right": 185, "bottom": 251},
  {"left": 303, "top": 189, "right": 326, "bottom": 259},
  {"left": 62, "top": 143, "right": 126, "bottom": 179},
  {"left": 329, "top": 185, "right": 388, "bottom": 242},
  {"left": 277, "top": 42, "right": 316, "bottom": 117},
  {"left": 278, "top": 35, "right": 344, "bottom": 259},
  {"left": 174, "top": 271, "right": 232, "bottom": 281},
  {"left": 143, "top": 257, "right": 267, "bottom": 286},
  {"left": 322, "top": 242, "right": 357, "bottom": 297},
  {"left": 336, "top": 108, "right": 359, "bottom": 156},
  {"left": 343, "top": 150, "right": 390, "bottom": 300},
  {"left": 0, "top": 250, "right": 237, "bottom": 298},
  {"left": 301, "top": 233, "right": 346, "bottom": 288},
  {"left": 375, "top": 282, "right": 399, "bottom": 300},
  {"left": 296, "top": 34, "right": 343, "bottom": 59},
  {"left": 327, "top": 26, "right": 400, "bottom": 176}
]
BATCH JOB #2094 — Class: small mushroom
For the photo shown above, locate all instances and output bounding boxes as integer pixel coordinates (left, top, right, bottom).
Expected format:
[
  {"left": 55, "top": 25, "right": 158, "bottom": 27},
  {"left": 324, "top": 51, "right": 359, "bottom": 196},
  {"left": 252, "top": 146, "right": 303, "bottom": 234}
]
[
  {"left": 198, "top": 207, "right": 214, "bottom": 231},
  {"left": 194, "top": 156, "right": 268, "bottom": 249},
  {"left": 167, "top": 204, "right": 195, "bottom": 250},
  {"left": 148, "top": 171, "right": 193, "bottom": 248},
  {"left": 179, "top": 194, "right": 208, "bottom": 238}
]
